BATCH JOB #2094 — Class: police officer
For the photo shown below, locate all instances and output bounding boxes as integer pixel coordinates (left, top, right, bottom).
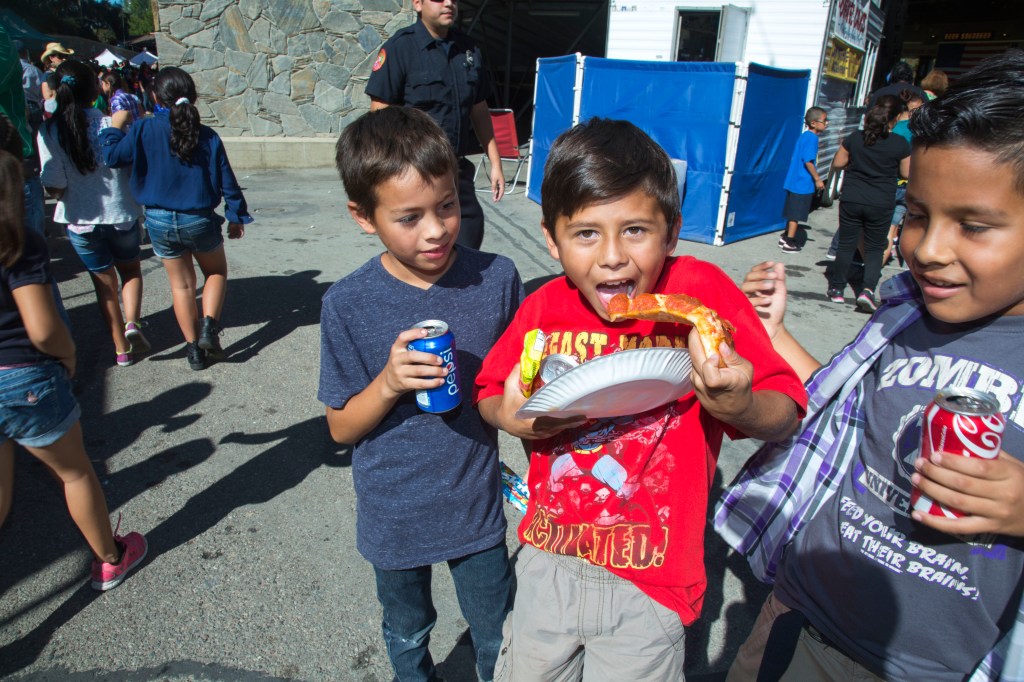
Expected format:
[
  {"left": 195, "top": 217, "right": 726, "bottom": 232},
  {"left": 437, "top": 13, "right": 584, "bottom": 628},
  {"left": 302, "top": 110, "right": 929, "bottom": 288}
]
[{"left": 366, "top": 0, "right": 504, "bottom": 250}]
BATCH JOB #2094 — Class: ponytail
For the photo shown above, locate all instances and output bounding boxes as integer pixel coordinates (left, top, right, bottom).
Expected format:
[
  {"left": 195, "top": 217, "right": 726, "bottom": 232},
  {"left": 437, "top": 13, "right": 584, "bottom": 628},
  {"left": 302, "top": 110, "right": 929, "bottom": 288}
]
[
  {"left": 152, "top": 67, "right": 200, "bottom": 163},
  {"left": 863, "top": 94, "right": 902, "bottom": 147},
  {"left": 50, "top": 61, "right": 98, "bottom": 174},
  {"left": 169, "top": 97, "right": 200, "bottom": 162}
]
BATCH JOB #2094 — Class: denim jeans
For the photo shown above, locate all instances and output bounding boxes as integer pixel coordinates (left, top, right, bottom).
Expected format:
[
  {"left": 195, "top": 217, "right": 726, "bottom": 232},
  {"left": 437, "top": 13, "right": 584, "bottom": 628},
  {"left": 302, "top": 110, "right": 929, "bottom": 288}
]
[
  {"left": 373, "top": 541, "right": 514, "bottom": 682},
  {"left": 23, "top": 177, "right": 45, "bottom": 237},
  {"left": 143, "top": 208, "right": 224, "bottom": 259},
  {"left": 0, "top": 362, "right": 80, "bottom": 448},
  {"left": 891, "top": 184, "right": 908, "bottom": 226},
  {"left": 66, "top": 222, "right": 141, "bottom": 272}
]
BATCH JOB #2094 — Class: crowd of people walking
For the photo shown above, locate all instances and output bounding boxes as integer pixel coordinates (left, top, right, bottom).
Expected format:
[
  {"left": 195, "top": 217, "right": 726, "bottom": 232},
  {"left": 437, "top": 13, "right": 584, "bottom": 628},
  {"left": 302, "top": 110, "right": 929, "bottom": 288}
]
[{"left": 3, "top": 29, "right": 250, "bottom": 596}]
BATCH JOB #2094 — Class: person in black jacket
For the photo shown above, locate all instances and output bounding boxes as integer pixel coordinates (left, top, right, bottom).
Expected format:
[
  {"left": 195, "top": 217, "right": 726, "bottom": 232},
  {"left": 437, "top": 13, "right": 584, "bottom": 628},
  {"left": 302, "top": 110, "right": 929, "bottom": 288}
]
[{"left": 365, "top": 0, "right": 505, "bottom": 250}]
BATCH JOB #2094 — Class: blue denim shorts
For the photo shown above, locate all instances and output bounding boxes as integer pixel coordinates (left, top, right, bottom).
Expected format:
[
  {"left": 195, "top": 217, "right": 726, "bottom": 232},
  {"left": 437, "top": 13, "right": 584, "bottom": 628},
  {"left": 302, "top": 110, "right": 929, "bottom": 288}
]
[
  {"left": 144, "top": 208, "right": 224, "bottom": 259},
  {"left": 0, "top": 362, "right": 80, "bottom": 448},
  {"left": 66, "top": 222, "right": 142, "bottom": 272}
]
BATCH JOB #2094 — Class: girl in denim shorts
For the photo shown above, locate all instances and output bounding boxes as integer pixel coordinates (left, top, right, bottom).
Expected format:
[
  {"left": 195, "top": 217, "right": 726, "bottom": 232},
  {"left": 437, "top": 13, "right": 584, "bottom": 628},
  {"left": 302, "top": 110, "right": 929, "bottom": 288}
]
[
  {"left": 38, "top": 60, "right": 148, "bottom": 368},
  {"left": 100, "top": 67, "right": 253, "bottom": 371},
  {"left": 0, "top": 129, "right": 146, "bottom": 590}
]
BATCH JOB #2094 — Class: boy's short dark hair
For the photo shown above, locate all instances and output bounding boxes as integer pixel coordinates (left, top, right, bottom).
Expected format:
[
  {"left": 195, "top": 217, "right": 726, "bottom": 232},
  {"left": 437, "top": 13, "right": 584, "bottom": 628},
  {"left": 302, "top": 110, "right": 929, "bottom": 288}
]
[
  {"left": 910, "top": 49, "right": 1024, "bottom": 194},
  {"left": 336, "top": 107, "right": 459, "bottom": 214},
  {"left": 541, "top": 118, "right": 680, "bottom": 237},
  {"left": 804, "top": 107, "right": 827, "bottom": 126}
]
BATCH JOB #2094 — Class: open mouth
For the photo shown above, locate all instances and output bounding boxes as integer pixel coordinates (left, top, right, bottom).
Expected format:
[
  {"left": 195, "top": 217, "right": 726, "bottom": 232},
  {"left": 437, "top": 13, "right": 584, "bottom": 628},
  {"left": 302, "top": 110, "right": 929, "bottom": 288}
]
[{"left": 595, "top": 279, "right": 635, "bottom": 308}]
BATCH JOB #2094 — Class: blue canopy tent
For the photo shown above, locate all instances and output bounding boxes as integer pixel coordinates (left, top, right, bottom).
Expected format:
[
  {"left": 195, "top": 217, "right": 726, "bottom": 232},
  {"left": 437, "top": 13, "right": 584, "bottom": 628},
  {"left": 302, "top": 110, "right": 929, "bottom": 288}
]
[{"left": 527, "top": 56, "right": 808, "bottom": 245}]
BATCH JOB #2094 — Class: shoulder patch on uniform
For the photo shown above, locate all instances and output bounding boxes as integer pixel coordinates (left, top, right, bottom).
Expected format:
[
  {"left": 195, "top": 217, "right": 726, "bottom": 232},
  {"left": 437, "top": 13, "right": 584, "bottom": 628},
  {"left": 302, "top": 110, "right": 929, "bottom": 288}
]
[{"left": 373, "top": 49, "right": 386, "bottom": 72}]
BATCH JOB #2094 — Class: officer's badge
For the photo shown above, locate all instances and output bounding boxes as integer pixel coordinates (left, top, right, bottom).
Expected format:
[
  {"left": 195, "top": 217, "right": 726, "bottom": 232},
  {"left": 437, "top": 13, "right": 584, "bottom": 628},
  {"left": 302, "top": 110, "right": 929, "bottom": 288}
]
[
  {"left": 466, "top": 50, "right": 474, "bottom": 67},
  {"left": 373, "top": 49, "right": 386, "bottom": 72}
]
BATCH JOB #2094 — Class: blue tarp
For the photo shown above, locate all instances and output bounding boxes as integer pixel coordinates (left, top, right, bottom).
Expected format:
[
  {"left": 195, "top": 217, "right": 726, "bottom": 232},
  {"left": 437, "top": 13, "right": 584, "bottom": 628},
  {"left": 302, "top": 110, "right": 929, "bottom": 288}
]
[
  {"left": 579, "top": 59, "right": 735, "bottom": 244},
  {"left": 530, "top": 57, "right": 735, "bottom": 243},
  {"left": 723, "top": 63, "right": 810, "bottom": 243},
  {"left": 527, "top": 55, "right": 577, "bottom": 205},
  {"left": 529, "top": 56, "right": 808, "bottom": 244}
]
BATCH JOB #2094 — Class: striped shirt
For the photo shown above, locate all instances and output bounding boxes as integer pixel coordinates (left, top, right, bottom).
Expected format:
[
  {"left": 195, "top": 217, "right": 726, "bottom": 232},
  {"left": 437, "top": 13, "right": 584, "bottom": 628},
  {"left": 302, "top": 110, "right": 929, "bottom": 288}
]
[{"left": 714, "top": 270, "right": 1024, "bottom": 681}]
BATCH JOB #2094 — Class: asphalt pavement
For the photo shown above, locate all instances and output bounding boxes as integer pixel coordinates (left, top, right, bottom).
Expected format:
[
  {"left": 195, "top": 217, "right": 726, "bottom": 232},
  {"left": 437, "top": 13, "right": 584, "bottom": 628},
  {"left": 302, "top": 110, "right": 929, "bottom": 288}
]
[{"left": 0, "top": 165, "right": 896, "bottom": 681}]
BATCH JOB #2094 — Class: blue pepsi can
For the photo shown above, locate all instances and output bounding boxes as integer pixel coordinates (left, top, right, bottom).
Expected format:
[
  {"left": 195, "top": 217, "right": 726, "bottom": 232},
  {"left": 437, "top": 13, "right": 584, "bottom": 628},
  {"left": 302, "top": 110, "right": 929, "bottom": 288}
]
[{"left": 407, "top": 320, "right": 462, "bottom": 413}]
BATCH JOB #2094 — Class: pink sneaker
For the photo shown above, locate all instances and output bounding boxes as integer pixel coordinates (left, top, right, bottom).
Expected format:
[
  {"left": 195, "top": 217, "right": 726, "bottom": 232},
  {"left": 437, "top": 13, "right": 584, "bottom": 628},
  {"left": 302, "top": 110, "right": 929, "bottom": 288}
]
[
  {"left": 124, "top": 321, "right": 151, "bottom": 353},
  {"left": 91, "top": 531, "right": 148, "bottom": 590}
]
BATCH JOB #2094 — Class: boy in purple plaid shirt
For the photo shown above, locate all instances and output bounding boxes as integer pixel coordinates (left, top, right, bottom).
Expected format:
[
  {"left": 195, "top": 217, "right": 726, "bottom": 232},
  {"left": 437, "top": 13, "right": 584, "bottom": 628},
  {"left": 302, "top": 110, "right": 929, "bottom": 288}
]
[{"left": 719, "top": 51, "right": 1024, "bottom": 681}]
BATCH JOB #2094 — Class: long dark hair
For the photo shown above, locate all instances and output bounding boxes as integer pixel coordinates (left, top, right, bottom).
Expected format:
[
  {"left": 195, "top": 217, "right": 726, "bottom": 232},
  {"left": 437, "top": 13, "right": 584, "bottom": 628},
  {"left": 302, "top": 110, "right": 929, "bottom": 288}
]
[
  {"left": 49, "top": 60, "right": 98, "bottom": 174},
  {"left": 863, "top": 94, "right": 902, "bottom": 146},
  {"left": 101, "top": 70, "right": 127, "bottom": 95},
  {"left": 152, "top": 66, "right": 200, "bottom": 162},
  {"left": 0, "top": 115, "right": 25, "bottom": 268}
]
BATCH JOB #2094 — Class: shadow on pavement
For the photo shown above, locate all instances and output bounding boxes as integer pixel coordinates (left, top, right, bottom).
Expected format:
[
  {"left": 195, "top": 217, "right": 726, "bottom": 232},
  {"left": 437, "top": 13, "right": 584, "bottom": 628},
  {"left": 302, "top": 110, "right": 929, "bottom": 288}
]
[
  {"left": 0, "top": 582, "right": 100, "bottom": 677},
  {"left": 143, "top": 415, "right": 348, "bottom": 563},
  {"left": 685, "top": 468, "right": 771, "bottom": 678},
  {"left": 216, "top": 270, "right": 330, "bottom": 365},
  {"left": 0, "top": 416, "right": 346, "bottom": 676}
]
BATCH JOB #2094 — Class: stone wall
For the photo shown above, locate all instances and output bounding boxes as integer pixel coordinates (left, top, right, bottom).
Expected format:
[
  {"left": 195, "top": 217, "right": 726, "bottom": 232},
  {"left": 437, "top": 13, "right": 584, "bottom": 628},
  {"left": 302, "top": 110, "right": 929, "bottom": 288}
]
[{"left": 155, "top": 0, "right": 415, "bottom": 137}]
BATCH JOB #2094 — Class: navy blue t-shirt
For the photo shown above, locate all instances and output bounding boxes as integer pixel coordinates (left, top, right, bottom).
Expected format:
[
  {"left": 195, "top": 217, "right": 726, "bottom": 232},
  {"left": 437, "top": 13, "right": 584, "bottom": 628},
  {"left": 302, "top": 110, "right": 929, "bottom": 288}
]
[
  {"left": 318, "top": 247, "right": 523, "bottom": 569},
  {"left": 0, "top": 230, "right": 54, "bottom": 366}
]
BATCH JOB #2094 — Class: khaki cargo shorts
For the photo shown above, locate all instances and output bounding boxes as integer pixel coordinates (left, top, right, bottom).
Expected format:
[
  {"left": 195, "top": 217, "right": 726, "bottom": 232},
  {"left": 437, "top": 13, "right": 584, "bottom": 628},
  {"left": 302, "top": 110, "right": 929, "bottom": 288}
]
[{"left": 494, "top": 544, "right": 686, "bottom": 681}]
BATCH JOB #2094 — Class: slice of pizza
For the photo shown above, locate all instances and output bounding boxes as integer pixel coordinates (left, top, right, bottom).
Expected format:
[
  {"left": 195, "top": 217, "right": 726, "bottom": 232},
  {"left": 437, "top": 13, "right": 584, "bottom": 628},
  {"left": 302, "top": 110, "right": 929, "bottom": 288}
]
[{"left": 607, "top": 293, "right": 736, "bottom": 366}]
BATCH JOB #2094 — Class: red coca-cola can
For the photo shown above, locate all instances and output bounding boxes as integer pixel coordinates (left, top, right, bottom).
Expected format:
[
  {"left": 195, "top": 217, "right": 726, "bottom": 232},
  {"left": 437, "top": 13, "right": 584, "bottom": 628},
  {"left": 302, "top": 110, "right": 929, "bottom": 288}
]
[{"left": 910, "top": 387, "right": 1006, "bottom": 519}]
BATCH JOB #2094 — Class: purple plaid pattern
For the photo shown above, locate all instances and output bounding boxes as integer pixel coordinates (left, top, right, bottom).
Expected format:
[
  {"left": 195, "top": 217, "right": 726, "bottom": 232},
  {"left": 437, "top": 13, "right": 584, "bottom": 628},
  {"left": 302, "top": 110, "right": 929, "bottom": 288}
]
[
  {"left": 110, "top": 90, "right": 142, "bottom": 121},
  {"left": 713, "top": 269, "right": 1024, "bottom": 682}
]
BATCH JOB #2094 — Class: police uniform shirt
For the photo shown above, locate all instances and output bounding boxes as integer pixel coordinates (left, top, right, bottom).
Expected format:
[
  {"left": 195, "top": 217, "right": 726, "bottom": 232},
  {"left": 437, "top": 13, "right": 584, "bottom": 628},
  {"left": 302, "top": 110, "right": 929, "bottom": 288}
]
[{"left": 366, "top": 20, "right": 490, "bottom": 158}]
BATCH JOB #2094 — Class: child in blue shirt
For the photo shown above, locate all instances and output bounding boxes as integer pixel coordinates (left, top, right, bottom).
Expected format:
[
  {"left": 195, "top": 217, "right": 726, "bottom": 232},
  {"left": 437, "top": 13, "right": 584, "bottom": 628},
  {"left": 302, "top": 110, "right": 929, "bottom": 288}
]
[
  {"left": 101, "top": 67, "right": 252, "bottom": 371},
  {"left": 779, "top": 107, "right": 827, "bottom": 253},
  {"left": 319, "top": 106, "right": 522, "bottom": 682}
]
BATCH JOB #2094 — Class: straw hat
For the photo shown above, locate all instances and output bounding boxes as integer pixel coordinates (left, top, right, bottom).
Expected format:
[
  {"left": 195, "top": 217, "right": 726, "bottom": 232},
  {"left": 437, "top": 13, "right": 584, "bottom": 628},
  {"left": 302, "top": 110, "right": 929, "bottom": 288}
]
[{"left": 40, "top": 42, "right": 74, "bottom": 63}]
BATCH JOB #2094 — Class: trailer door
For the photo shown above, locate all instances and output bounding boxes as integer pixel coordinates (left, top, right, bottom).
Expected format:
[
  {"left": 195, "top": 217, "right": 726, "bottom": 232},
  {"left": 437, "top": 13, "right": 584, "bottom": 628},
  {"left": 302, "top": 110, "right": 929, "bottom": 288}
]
[{"left": 717, "top": 5, "right": 750, "bottom": 62}]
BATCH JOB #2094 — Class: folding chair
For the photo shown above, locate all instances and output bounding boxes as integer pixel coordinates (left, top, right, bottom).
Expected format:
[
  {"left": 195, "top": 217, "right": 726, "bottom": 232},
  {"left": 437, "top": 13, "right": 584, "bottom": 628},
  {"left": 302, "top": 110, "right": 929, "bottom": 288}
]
[{"left": 475, "top": 108, "right": 530, "bottom": 194}]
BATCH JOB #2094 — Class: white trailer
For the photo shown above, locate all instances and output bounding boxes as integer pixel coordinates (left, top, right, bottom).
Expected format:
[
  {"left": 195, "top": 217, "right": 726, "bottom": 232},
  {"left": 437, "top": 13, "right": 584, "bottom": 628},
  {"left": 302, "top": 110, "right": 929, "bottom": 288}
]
[{"left": 605, "top": 0, "right": 885, "bottom": 198}]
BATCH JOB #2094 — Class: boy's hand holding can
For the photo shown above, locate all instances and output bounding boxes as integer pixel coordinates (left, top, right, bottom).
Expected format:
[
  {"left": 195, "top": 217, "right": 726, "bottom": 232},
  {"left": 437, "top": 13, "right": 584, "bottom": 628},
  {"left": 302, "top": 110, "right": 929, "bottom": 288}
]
[
  {"left": 405, "top": 320, "right": 462, "bottom": 413},
  {"left": 380, "top": 326, "right": 449, "bottom": 402}
]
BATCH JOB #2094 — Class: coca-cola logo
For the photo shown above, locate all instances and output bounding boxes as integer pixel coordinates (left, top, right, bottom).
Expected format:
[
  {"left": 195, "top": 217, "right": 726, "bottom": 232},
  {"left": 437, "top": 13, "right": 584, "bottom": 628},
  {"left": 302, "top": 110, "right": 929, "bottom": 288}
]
[{"left": 952, "top": 412, "right": 1004, "bottom": 459}]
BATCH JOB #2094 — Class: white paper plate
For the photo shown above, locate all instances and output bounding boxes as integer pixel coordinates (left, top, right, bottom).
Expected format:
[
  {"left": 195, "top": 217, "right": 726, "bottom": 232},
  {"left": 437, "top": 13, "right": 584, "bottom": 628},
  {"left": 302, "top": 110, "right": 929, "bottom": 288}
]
[{"left": 516, "top": 347, "right": 693, "bottom": 419}]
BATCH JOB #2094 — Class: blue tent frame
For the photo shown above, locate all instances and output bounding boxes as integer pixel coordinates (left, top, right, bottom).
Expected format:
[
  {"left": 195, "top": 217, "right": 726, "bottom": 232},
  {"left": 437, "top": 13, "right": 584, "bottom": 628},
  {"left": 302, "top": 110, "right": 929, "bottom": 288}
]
[{"left": 527, "top": 56, "right": 809, "bottom": 245}]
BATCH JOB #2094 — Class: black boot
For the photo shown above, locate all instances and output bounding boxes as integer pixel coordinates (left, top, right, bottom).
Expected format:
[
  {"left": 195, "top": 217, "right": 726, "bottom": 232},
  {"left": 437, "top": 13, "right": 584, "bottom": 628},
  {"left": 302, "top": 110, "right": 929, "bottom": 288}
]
[
  {"left": 198, "top": 316, "right": 224, "bottom": 361},
  {"left": 185, "top": 341, "right": 206, "bottom": 371}
]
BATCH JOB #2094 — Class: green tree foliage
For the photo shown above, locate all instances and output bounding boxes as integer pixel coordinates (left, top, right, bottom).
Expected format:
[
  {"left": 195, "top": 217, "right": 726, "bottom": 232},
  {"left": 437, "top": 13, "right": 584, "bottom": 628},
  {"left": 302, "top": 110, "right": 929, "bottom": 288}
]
[
  {"left": 125, "top": 0, "right": 153, "bottom": 36},
  {"left": 0, "top": 0, "right": 135, "bottom": 43}
]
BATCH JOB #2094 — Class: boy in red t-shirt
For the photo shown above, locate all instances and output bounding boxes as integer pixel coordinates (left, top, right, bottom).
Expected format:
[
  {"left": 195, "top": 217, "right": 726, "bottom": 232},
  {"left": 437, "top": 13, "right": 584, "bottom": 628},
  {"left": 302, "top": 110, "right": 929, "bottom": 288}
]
[{"left": 474, "top": 118, "right": 808, "bottom": 680}]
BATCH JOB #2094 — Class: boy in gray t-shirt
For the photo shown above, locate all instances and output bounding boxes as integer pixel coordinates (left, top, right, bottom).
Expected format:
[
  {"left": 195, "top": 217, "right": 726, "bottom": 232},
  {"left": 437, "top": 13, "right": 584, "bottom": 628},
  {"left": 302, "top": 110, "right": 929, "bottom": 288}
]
[
  {"left": 319, "top": 107, "right": 522, "bottom": 682},
  {"left": 723, "top": 52, "right": 1024, "bottom": 681}
]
